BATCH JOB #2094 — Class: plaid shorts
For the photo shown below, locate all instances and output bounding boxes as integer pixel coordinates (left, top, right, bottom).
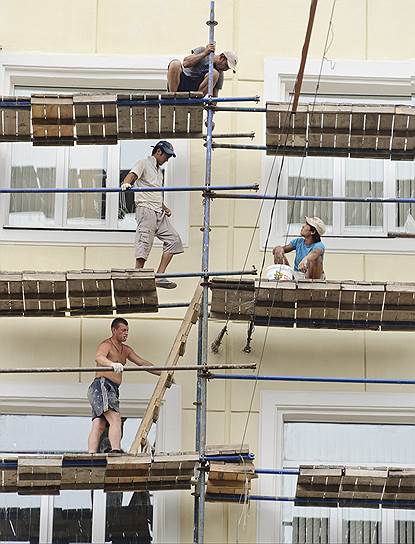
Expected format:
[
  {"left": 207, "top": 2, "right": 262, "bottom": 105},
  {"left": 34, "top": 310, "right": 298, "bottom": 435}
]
[
  {"left": 135, "top": 206, "right": 184, "bottom": 260},
  {"left": 87, "top": 377, "right": 120, "bottom": 420}
]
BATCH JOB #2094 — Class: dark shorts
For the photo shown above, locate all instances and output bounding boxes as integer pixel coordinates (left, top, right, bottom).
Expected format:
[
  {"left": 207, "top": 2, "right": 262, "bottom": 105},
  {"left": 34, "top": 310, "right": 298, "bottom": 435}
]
[
  {"left": 87, "top": 377, "right": 120, "bottom": 420},
  {"left": 177, "top": 71, "right": 205, "bottom": 92}
]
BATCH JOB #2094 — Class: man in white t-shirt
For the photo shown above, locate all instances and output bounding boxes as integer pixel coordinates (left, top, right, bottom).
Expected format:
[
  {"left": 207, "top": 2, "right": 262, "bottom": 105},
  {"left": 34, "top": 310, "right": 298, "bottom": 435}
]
[{"left": 121, "top": 141, "right": 183, "bottom": 289}]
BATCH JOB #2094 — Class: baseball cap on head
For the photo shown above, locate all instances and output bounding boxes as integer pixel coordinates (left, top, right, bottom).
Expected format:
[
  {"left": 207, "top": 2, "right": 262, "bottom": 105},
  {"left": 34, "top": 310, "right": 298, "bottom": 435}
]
[
  {"left": 222, "top": 51, "right": 238, "bottom": 73},
  {"left": 305, "top": 216, "right": 326, "bottom": 236},
  {"left": 152, "top": 140, "right": 176, "bottom": 157}
]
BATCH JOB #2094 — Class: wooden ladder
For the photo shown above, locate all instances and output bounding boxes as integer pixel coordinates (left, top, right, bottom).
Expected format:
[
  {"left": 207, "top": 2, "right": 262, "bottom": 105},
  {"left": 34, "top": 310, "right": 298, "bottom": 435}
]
[{"left": 129, "top": 284, "right": 202, "bottom": 454}]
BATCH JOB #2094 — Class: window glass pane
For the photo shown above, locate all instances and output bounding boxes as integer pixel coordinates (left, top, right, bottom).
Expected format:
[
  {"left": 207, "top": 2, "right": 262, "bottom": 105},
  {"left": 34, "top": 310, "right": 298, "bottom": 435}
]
[
  {"left": 287, "top": 157, "right": 333, "bottom": 228},
  {"left": 396, "top": 162, "right": 415, "bottom": 228},
  {"left": 8, "top": 144, "right": 57, "bottom": 227},
  {"left": 0, "top": 494, "right": 41, "bottom": 543},
  {"left": 118, "top": 141, "right": 156, "bottom": 230},
  {"left": 67, "top": 146, "right": 108, "bottom": 226},
  {"left": 53, "top": 490, "right": 93, "bottom": 544},
  {"left": 345, "top": 159, "right": 383, "bottom": 231},
  {"left": 106, "top": 491, "right": 153, "bottom": 543},
  {"left": 281, "top": 422, "right": 415, "bottom": 543}
]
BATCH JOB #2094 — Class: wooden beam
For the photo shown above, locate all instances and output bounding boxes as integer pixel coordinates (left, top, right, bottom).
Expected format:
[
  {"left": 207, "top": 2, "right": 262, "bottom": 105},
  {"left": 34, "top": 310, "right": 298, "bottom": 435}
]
[
  {"left": 292, "top": 0, "right": 319, "bottom": 113},
  {"left": 129, "top": 285, "right": 203, "bottom": 453}
]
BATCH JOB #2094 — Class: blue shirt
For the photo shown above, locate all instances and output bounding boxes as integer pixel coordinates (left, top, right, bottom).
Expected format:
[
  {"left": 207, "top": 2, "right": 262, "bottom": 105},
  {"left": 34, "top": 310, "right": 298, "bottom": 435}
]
[{"left": 290, "top": 237, "right": 325, "bottom": 271}]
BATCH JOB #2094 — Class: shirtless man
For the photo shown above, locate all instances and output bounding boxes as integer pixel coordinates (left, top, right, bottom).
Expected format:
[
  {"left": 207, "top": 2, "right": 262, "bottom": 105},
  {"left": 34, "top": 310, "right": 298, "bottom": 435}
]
[{"left": 87, "top": 317, "right": 161, "bottom": 454}]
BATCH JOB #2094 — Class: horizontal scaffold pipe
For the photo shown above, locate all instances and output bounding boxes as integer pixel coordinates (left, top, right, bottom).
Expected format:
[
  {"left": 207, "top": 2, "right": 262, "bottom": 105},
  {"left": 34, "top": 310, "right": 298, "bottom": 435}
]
[
  {"left": 117, "top": 96, "right": 260, "bottom": 107},
  {"left": 203, "top": 453, "right": 255, "bottom": 462},
  {"left": 212, "top": 106, "right": 267, "bottom": 113},
  {"left": 0, "top": 364, "right": 256, "bottom": 375},
  {"left": 210, "top": 192, "right": 415, "bottom": 205},
  {"left": 206, "top": 494, "right": 415, "bottom": 508},
  {"left": 0, "top": 96, "right": 261, "bottom": 109},
  {"left": 255, "top": 468, "right": 299, "bottom": 475},
  {"left": 203, "top": 132, "right": 255, "bottom": 139},
  {"left": 156, "top": 268, "right": 256, "bottom": 279},
  {"left": 0, "top": 184, "right": 259, "bottom": 195},
  {"left": 210, "top": 374, "right": 415, "bottom": 386}
]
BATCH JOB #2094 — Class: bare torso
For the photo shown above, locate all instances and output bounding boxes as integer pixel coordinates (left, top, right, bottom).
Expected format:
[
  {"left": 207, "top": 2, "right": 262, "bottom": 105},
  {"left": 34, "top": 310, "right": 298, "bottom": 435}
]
[{"left": 95, "top": 338, "right": 132, "bottom": 385}]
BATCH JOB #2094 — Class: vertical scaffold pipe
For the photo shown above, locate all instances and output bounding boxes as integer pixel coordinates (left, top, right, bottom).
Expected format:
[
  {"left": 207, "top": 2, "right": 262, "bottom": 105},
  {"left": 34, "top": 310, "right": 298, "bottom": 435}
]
[{"left": 195, "top": 2, "right": 216, "bottom": 543}]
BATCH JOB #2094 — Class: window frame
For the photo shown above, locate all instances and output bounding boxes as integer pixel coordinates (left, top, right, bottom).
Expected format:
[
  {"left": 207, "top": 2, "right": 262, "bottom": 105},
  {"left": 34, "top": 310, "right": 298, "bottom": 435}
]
[
  {"left": 0, "top": 379, "right": 182, "bottom": 544},
  {"left": 258, "top": 389, "right": 415, "bottom": 543},
  {"left": 0, "top": 52, "right": 190, "bottom": 246},
  {"left": 262, "top": 58, "right": 415, "bottom": 253}
]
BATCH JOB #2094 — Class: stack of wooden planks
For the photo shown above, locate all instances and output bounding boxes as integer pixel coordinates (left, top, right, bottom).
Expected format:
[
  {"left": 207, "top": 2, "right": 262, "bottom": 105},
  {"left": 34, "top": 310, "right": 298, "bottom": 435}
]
[
  {"left": 0, "top": 96, "right": 31, "bottom": 142},
  {"left": 205, "top": 445, "right": 257, "bottom": 502},
  {"left": 0, "top": 446, "right": 257, "bottom": 499},
  {"left": 266, "top": 102, "right": 415, "bottom": 160},
  {"left": 0, "top": 268, "right": 158, "bottom": 316},
  {"left": 0, "top": 92, "right": 204, "bottom": 145},
  {"left": 210, "top": 277, "right": 415, "bottom": 331},
  {"left": 1, "top": 452, "right": 199, "bottom": 495},
  {"left": 296, "top": 465, "right": 415, "bottom": 508}
]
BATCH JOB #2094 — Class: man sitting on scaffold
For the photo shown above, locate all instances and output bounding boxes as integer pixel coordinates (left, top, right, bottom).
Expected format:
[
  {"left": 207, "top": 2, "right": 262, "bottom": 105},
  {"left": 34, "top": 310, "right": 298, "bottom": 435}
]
[{"left": 272, "top": 216, "right": 326, "bottom": 280}]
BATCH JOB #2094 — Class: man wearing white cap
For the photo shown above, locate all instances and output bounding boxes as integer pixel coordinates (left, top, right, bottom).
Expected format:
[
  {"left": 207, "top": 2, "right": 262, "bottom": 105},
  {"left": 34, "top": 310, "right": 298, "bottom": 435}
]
[
  {"left": 273, "top": 217, "right": 326, "bottom": 280},
  {"left": 167, "top": 43, "right": 238, "bottom": 96}
]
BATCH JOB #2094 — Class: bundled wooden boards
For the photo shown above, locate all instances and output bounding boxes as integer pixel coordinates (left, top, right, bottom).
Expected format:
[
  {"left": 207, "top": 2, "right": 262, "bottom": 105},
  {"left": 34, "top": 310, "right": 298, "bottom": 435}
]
[
  {"left": 0, "top": 452, "right": 198, "bottom": 494},
  {"left": 296, "top": 465, "right": 415, "bottom": 508},
  {"left": 0, "top": 269, "right": 158, "bottom": 316},
  {"left": 0, "top": 96, "right": 31, "bottom": 142},
  {"left": 0, "top": 448, "right": 256, "bottom": 498},
  {"left": 266, "top": 102, "right": 415, "bottom": 161},
  {"left": 210, "top": 277, "right": 415, "bottom": 331},
  {"left": 0, "top": 93, "right": 205, "bottom": 145}
]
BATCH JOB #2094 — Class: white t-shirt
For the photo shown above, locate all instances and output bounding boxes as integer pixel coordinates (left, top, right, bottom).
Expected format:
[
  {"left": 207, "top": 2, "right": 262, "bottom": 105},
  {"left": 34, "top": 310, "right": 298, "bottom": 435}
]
[{"left": 130, "top": 155, "right": 164, "bottom": 212}]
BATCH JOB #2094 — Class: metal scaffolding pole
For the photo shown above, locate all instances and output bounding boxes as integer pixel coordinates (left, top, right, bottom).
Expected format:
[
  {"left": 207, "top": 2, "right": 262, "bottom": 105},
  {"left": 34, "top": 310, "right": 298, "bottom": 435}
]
[
  {"left": 0, "top": 184, "right": 258, "bottom": 195},
  {"left": 0, "top": 363, "right": 256, "bottom": 375},
  {"left": 195, "top": 3, "right": 216, "bottom": 542},
  {"left": 210, "top": 192, "right": 415, "bottom": 205},
  {"left": 210, "top": 373, "right": 415, "bottom": 385}
]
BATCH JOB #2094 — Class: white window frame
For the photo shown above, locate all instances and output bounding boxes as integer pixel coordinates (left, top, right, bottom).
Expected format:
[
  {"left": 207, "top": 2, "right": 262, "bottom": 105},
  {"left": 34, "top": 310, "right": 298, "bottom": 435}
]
[
  {"left": 0, "top": 52, "right": 190, "bottom": 246},
  {"left": 0, "top": 380, "right": 182, "bottom": 544},
  {"left": 262, "top": 58, "right": 415, "bottom": 253},
  {"left": 258, "top": 389, "right": 415, "bottom": 543}
]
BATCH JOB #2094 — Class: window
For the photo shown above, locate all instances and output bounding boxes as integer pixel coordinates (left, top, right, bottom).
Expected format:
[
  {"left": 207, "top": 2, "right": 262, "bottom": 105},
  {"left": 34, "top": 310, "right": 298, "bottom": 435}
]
[
  {"left": 262, "top": 59, "right": 415, "bottom": 251},
  {"left": 0, "top": 54, "right": 190, "bottom": 245},
  {"left": 258, "top": 391, "right": 415, "bottom": 544},
  {"left": 0, "top": 379, "right": 181, "bottom": 543},
  {"left": 0, "top": 414, "right": 155, "bottom": 544}
]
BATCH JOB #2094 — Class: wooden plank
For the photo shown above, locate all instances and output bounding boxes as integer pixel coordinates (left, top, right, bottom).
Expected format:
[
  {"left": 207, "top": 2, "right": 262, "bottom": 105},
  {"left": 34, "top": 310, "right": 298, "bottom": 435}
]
[
  {"left": 145, "top": 94, "right": 160, "bottom": 135},
  {"left": 117, "top": 93, "right": 132, "bottom": 138},
  {"left": 391, "top": 106, "right": 411, "bottom": 160},
  {"left": 350, "top": 106, "right": 365, "bottom": 155},
  {"left": 160, "top": 92, "right": 174, "bottom": 134},
  {"left": 0, "top": 272, "right": 23, "bottom": 314},
  {"left": 210, "top": 278, "right": 255, "bottom": 319},
  {"left": 112, "top": 268, "right": 157, "bottom": 312},
  {"left": 174, "top": 92, "right": 190, "bottom": 134},
  {"left": 21, "top": 272, "right": 67, "bottom": 315},
  {"left": 131, "top": 94, "right": 145, "bottom": 135},
  {"left": 129, "top": 285, "right": 202, "bottom": 452},
  {"left": 335, "top": 106, "right": 351, "bottom": 153},
  {"left": 377, "top": 107, "right": 394, "bottom": 155},
  {"left": 189, "top": 92, "right": 204, "bottom": 133}
]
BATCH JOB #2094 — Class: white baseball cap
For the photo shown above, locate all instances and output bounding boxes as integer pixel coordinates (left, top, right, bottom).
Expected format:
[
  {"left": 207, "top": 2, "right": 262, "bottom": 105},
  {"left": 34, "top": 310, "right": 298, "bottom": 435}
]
[
  {"left": 305, "top": 216, "right": 326, "bottom": 236},
  {"left": 222, "top": 51, "right": 238, "bottom": 73}
]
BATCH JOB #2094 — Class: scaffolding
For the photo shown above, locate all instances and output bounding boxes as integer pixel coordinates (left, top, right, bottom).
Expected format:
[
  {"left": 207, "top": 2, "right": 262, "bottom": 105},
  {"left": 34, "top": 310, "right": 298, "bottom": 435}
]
[{"left": 2, "top": 1, "right": 415, "bottom": 542}]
